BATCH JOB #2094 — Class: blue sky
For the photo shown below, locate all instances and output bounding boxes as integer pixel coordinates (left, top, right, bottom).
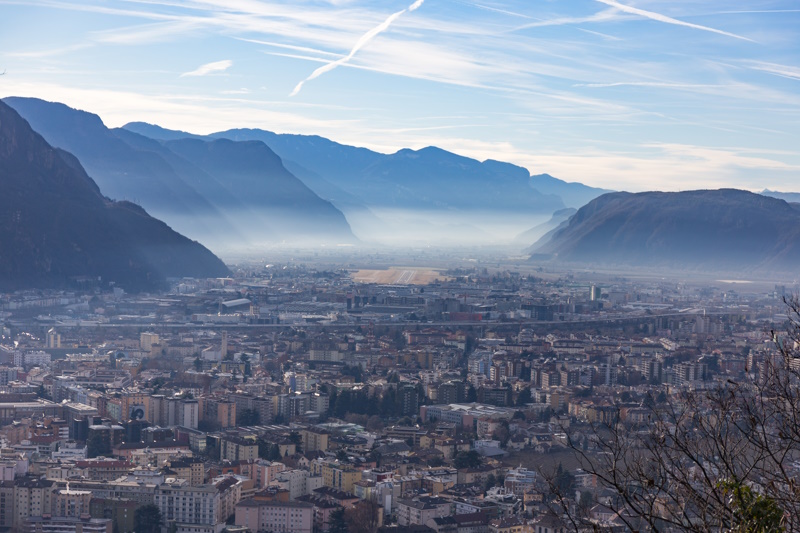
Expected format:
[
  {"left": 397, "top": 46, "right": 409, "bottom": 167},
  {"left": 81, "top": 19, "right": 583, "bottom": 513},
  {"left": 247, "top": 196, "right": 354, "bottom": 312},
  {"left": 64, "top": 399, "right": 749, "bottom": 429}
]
[{"left": 0, "top": 0, "right": 798, "bottom": 192}]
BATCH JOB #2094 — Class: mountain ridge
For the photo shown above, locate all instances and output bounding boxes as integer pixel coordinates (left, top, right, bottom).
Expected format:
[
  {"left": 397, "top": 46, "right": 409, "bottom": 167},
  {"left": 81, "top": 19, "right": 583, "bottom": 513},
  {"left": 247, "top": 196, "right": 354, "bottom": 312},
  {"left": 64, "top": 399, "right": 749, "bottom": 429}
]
[
  {"left": 532, "top": 189, "right": 800, "bottom": 273},
  {"left": 5, "top": 98, "right": 356, "bottom": 248},
  {"left": 0, "top": 100, "right": 230, "bottom": 291}
]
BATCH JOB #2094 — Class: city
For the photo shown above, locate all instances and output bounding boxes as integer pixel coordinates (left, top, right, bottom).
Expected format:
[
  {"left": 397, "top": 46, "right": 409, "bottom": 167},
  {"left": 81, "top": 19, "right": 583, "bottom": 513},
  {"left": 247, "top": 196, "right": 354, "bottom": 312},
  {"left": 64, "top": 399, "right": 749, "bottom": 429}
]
[{"left": 0, "top": 258, "right": 795, "bottom": 533}]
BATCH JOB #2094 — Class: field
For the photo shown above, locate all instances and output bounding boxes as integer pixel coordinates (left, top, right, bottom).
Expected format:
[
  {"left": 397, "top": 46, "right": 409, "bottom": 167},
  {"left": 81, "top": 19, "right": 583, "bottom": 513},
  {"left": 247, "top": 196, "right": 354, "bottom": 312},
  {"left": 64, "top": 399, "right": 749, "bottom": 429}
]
[{"left": 351, "top": 267, "right": 450, "bottom": 285}]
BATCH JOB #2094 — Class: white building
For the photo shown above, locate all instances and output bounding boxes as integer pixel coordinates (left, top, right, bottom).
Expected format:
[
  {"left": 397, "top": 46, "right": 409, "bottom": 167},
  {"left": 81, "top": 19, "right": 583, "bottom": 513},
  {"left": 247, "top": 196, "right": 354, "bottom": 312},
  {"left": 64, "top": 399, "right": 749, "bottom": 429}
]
[
  {"left": 235, "top": 499, "right": 313, "bottom": 533},
  {"left": 504, "top": 466, "right": 537, "bottom": 497},
  {"left": 154, "top": 476, "right": 242, "bottom": 533},
  {"left": 272, "top": 469, "right": 323, "bottom": 500},
  {"left": 14, "top": 351, "right": 51, "bottom": 369}
]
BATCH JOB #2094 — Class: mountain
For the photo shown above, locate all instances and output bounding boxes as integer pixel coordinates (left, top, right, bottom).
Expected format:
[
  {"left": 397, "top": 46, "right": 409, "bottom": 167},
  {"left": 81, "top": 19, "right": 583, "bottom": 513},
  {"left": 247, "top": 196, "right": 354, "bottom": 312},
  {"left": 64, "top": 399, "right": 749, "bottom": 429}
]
[
  {"left": 123, "top": 124, "right": 574, "bottom": 243},
  {"left": 529, "top": 173, "right": 611, "bottom": 209},
  {"left": 332, "top": 146, "right": 563, "bottom": 211},
  {"left": 0, "top": 100, "right": 229, "bottom": 291},
  {"left": 208, "top": 128, "right": 385, "bottom": 190},
  {"left": 209, "top": 130, "right": 563, "bottom": 212},
  {"left": 5, "top": 98, "right": 356, "bottom": 248},
  {"left": 125, "top": 122, "right": 386, "bottom": 239},
  {"left": 514, "top": 207, "right": 577, "bottom": 247},
  {"left": 162, "top": 137, "right": 355, "bottom": 242},
  {"left": 123, "top": 123, "right": 627, "bottom": 245},
  {"left": 3, "top": 97, "right": 234, "bottom": 243},
  {"left": 761, "top": 189, "right": 800, "bottom": 204},
  {"left": 531, "top": 189, "right": 800, "bottom": 272},
  {"left": 123, "top": 121, "right": 204, "bottom": 141}
]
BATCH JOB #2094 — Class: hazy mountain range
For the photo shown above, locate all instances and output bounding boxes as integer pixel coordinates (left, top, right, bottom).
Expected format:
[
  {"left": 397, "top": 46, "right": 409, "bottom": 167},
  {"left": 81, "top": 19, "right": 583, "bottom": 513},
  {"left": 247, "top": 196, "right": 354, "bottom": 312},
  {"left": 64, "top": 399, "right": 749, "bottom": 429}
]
[
  {"left": 761, "top": 189, "right": 800, "bottom": 204},
  {"left": 0, "top": 100, "right": 229, "bottom": 291},
  {"left": 530, "top": 189, "right": 800, "bottom": 273},
  {"left": 4, "top": 97, "right": 355, "bottom": 250},
  {"left": 125, "top": 117, "right": 609, "bottom": 245},
  {"left": 5, "top": 95, "right": 797, "bottom": 281},
  {"left": 5, "top": 97, "right": 610, "bottom": 249}
]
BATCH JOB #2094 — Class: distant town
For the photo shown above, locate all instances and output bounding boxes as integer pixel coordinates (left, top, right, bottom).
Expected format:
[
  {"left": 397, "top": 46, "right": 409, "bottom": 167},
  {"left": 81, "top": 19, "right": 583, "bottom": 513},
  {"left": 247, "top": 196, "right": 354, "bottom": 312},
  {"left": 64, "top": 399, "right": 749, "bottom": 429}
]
[{"left": 0, "top": 259, "right": 795, "bottom": 533}]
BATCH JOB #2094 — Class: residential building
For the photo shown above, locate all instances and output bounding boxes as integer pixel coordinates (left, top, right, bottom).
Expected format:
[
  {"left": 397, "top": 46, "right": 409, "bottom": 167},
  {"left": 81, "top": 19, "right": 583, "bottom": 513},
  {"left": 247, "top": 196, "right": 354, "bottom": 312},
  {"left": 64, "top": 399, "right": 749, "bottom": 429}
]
[
  {"left": 397, "top": 497, "right": 451, "bottom": 526},
  {"left": 220, "top": 436, "right": 258, "bottom": 462},
  {"left": 234, "top": 499, "right": 313, "bottom": 533}
]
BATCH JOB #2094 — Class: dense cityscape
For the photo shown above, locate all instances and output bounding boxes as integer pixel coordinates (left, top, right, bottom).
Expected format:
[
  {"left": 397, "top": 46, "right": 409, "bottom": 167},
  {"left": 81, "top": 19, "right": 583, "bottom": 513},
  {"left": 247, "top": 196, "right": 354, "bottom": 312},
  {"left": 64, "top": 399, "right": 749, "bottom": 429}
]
[{"left": 0, "top": 259, "right": 795, "bottom": 533}]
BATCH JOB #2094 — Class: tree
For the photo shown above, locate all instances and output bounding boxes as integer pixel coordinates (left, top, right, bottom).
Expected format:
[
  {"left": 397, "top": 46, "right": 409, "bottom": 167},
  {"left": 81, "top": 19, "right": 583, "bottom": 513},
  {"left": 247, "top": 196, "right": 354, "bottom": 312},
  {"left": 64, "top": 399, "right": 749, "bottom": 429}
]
[
  {"left": 134, "top": 504, "right": 162, "bottom": 533},
  {"left": 36, "top": 384, "right": 49, "bottom": 399},
  {"left": 288, "top": 431, "right": 303, "bottom": 453},
  {"left": 346, "top": 499, "right": 381, "bottom": 533},
  {"left": 342, "top": 364, "right": 364, "bottom": 383},
  {"left": 454, "top": 450, "right": 482, "bottom": 469},
  {"left": 466, "top": 384, "right": 478, "bottom": 402},
  {"left": 86, "top": 432, "right": 108, "bottom": 458},
  {"left": 579, "top": 490, "right": 594, "bottom": 511},
  {"left": 367, "top": 450, "right": 382, "bottom": 467},
  {"left": 204, "top": 442, "right": 220, "bottom": 460},
  {"left": 237, "top": 408, "right": 260, "bottom": 426},
  {"left": 366, "top": 415, "right": 384, "bottom": 432},
  {"left": 240, "top": 353, "right": 252, "bottom": 376},
  {"left": 257, "top": 438, "right": 280, "bottom": 461},
  {"left": 268, "top": 443, "right": 281, "bottom": 461},
  {"left": 492, "top": 419, "right": 511, "bottom": 447},
  {"left": 516, "top": 387, "right": 532, "bottom": 406},
  {"left": 549, "top": 296, "right": 800, "bottom": 532},
  {"left": 328, "top": 508, "right": 348, "bottom": 533},
  {"left": 484, "top": 473, "right": 497, "bottom": 492},
  {"left": 552, "top": 463, "right": 574, "bottom": 495}
]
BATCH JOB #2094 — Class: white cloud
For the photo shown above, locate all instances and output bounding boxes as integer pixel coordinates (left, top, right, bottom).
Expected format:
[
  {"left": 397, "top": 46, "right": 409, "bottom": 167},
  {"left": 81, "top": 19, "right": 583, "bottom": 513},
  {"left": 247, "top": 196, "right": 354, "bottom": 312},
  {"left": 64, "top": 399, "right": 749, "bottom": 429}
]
[
  {"left": 595, "top": 0, "right": 756, "bottom": 42},
  {"left": 747, "top": 61, "right": 800, "bottom": 81},
  {"left": 5, "top": 42, "right": 93, "bottom": 58},
  {"left": 574, "top": 81, "right": 723, "bottom": 89},
  {"left": 180, "top": 59, "right": 233, "bottom": 77},
  {"left": 290, "top": 0, "right": 425, "bottom": 96}
]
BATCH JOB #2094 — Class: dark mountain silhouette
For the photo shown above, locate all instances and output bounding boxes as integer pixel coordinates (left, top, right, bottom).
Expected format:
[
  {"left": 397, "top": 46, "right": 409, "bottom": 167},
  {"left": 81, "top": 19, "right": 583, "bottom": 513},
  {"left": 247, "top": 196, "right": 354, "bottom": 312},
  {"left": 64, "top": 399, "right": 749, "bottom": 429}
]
[
  {"left": 0, "top": 100, "right": 229, "bottom": 291},
  {"left": 531, "top": 189, "right": 800, "bottom": 272},
  {"left": 2, "top": 97, "right": 236, "bottom": 243},
  {"left": 4, "top": 98, "right": 355, "bottom": 247}
]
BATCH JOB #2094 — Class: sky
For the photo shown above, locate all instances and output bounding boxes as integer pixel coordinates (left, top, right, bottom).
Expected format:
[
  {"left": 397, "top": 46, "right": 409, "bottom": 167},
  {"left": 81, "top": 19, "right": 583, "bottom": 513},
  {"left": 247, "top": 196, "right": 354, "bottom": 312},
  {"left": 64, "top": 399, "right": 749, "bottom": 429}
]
[{"left": 0, "top": 0, "right": 798, "bottom": 192}]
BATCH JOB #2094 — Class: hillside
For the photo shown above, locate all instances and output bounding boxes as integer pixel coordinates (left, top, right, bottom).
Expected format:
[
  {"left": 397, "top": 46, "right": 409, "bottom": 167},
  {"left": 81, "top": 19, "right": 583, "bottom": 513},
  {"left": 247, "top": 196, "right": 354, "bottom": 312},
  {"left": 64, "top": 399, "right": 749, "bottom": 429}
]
[
  {"left": 0, "top": 100, "right": 230, "bottom": 291},
  {"left": 5, "top": 98, "right": 355, "bottom": 248},
  {"left": 532, "top": 189, "right": 800, "bottom": 272}
]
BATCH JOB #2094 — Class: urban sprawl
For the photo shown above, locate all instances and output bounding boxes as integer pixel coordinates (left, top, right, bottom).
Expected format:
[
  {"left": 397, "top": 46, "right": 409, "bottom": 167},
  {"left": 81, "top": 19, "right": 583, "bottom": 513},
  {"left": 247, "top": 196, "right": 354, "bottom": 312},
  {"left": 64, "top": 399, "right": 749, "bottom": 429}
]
[{"left": 0, "top": 263, "right": 794, "bottom": 533}]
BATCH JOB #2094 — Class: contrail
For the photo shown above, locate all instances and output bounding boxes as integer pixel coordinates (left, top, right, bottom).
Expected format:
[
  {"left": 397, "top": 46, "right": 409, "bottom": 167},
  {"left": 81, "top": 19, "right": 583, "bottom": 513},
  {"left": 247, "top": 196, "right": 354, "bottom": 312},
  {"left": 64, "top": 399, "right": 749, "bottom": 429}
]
[
  {"left": 597, "top": 0, "right": 755, "bottom": 42},
  {"left": 290, "top": 0, "right": 424, "bottom": 96}
]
